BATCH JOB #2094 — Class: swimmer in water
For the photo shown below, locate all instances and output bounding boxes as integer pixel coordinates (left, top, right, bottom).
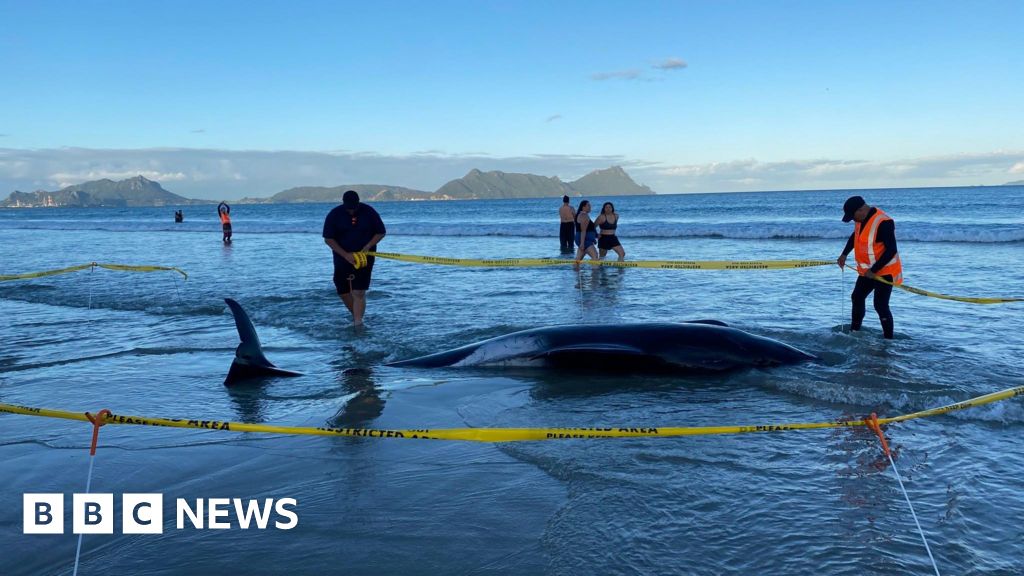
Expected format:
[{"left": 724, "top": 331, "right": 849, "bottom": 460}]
[{"left": 218, "top": 202, "right": 232, "bottom": 243}]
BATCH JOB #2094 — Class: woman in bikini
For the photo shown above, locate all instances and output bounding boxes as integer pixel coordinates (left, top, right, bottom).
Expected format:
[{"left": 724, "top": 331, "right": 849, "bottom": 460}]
[{"left": 594, "top": 202, "right": 625, "bottom": 261}]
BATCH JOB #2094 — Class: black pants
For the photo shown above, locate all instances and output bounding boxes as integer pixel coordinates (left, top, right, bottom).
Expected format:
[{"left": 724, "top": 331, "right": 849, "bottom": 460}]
[
  {"left": 559, "top": 222, "right": 575, "bottom": 253},
  {"left": 851, "top": 275, "right": 894, "bottom": 339}
]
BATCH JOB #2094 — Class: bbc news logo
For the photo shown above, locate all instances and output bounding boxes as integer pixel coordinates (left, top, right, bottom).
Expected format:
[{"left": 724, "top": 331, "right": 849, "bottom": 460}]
[{"left": 24, "top": 494, "right": 298, "bottom": 534}]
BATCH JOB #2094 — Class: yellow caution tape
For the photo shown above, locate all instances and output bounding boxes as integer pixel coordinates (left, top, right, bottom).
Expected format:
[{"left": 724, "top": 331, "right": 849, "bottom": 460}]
[
  {"left": 361, "top": 252, "right": 1020, "bottom": 303},
  {"left": 0, "top": 262, "right": 188, "bottom": 282},
  {"left": 894, "top": 282, "right": 1022, "bottom": 304},
  {"left": 362, "top": 251, "right": 832, "bottom": 271},
  {"left": 0, "top": 263, "right": 94, "bottom": 281},
  {"left": 1, "top": 386, "right": 1019, "bottom": 442},
  {"left": 845, "top": 266, "right": 1022, "bottom": 305}
]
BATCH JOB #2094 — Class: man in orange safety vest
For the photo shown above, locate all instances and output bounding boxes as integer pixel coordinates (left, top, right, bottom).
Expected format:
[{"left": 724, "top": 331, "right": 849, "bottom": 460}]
[{"left": 837, "top": 196, "right": 902, "bottom": 339}]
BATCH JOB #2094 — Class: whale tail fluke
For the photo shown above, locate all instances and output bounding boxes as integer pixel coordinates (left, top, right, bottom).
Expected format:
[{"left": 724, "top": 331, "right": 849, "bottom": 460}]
[{"left": 224, "top": 298, "right": 303, "bottom": 386}]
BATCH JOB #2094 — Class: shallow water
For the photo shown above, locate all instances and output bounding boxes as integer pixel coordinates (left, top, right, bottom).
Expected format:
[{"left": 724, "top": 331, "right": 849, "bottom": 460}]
[{"left": 1, "top": 187, "right": 1022, "bottom": 575}]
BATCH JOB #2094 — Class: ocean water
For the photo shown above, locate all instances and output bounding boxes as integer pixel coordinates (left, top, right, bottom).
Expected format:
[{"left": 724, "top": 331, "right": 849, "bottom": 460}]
[{"left": 0, "top": 186, "right": 1022, "bottom": 575}]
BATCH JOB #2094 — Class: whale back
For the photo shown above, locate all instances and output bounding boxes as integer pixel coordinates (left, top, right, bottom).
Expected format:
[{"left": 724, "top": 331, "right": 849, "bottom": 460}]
[{"left": 388, "top": 322, "right": 814, "bottom": 372}]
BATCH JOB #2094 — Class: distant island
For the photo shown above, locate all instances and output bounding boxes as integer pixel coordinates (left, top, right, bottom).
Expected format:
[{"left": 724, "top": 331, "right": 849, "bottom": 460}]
[
  {"left": 241, "top": 165, "right": 653, "bottom": 204},
  {"left": 251, "top": 184, "right": 433, "bottom": 204},
  {"left": 0, "top": 176, "right": 211, "bottom": 208},
  {"left": 1, "top": 166, "right": 655, "bottom": 207},
  {"left": 1005, "top": 180, "right": 1024, "bottom": 186}
]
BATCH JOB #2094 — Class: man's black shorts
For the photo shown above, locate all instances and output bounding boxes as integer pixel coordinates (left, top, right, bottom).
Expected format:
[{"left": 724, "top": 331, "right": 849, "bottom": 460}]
[{"left": 333, "top": 256, "right": 374, "bottom": 295}]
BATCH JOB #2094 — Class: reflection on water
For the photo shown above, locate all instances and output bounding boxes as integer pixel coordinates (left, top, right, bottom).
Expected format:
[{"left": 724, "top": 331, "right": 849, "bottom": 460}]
[
  {"left": 328, "top": 367, "right": 385, "bottom": 428},
  {"left": 227, "top": 381, "right": 267, "bottom": 422},
  {"left": 575, "top": 266, "right": 627, "bottom": 319}
]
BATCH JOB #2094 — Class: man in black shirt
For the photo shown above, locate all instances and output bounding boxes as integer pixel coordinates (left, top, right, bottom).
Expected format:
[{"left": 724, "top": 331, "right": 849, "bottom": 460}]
[
  {"left": 837, "top": 196, "right": 901, "bottom": 339},
  {"left": 323, "top": 190, "right": 387, "bottom": 326}
]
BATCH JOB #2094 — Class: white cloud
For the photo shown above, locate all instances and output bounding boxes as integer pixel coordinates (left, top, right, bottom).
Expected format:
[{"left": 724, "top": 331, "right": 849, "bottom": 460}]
[
  {"left": 591, "top": 69, "right": 642, "bottom": 81},
  {"left": 645, "top": 151, "right": 1024, "bottom": 193},
  {"left": 653, "top": 57, "right": 687, "bottom": 71},
  {"left": 0, "top": 147, "right": 633, "bottom": 199},
  {"left": 3, "top": 147, "right": 1023, "bottom": 199},
  {"left": 50, "top": 170, "right": 188, "bottom": 188},
  {"left": 592, "top": 57, "right": 687, "bottom": 82}
]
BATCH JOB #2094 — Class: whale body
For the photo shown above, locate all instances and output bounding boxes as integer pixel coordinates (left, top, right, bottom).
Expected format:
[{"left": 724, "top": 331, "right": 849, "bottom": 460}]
[
  {"left": 222, "top": 299, "right": 812, "bottom": 383},
  {"left": 387, "top": 321, "right": 814, "bottom": 372}
]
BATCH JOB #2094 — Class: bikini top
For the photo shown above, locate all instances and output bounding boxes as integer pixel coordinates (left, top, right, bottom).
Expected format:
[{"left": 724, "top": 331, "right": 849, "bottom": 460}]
[{"left": 599, "top": 215, "right": 617, "bottom": 231}]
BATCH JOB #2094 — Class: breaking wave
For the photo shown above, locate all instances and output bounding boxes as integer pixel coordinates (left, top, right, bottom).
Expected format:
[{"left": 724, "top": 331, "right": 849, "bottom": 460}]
[{"left": 3, "top": 219, "right": 1021, "bottom": 243}]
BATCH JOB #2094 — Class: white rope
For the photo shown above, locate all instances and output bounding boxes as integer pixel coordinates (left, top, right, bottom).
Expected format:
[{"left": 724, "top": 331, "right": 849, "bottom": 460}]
[
  {"left": 170, "top": 272, "right": 183, "bottom": 305},
  {"left": 87, "top": 264, "right": 94, "bottom": 309},
  {"left": 577, "top": 265, "right": 584, "bottom": 318},
  {"left": 885, "top": 451, "right": 941, "bottom": 576},
  {"left": 841, "top": 266, "right": 846, "bottom": 332},
  {"left": 72, "top": 454, "right": 97, "bottom": 576}
]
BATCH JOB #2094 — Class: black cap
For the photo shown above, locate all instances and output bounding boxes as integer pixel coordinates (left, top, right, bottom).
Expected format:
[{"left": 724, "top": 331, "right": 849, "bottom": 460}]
[
  {"left": 842, "top": 196, "right": 865, "bottom": 222},
  {"left": 343, "top": 190, "right": 360, "bottom": 209}
]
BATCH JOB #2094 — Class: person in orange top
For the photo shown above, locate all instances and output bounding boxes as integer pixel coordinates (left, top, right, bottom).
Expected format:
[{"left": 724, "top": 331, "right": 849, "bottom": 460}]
[
  {"left": 836, "top": 196, "right": 903, "bottom": 339},
  {"left": 217, "top": 201, "right": 232, "bottom": 243}
]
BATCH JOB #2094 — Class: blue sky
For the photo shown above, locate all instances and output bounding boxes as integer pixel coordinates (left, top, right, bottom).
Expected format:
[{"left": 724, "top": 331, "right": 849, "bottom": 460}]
[{"left": 1, "top": 0, "right": 1023, "bottom": 197}]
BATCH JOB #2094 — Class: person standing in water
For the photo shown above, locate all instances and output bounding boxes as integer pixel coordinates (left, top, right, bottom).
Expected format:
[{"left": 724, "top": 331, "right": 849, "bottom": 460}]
[
  {"left": 323, "top": 190, "right": 387, "bottom": 326},
  {"left": 574, "top": 200, "right": 599, "bottom": 267},
  {"left": 594, "top": 202, "right": 625, "bottom": 261},
  {"left": 558, "top": 195, "right": 576, "bottom": 253},
  {"left": 217, "top": 202, "right": 232, "bottom": 243},
  {"left": 837, "top": 195, "right": 903, "bottom": 339},
  {"left": 174, "top": 210, "right": 183, "bottom": 223}
]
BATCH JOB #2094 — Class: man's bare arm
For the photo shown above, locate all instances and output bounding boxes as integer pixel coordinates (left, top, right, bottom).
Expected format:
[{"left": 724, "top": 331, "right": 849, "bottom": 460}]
[
  {"left": 360, "top": 233, "right": 385, "bottom": 253},
  {"left": 325, "top": 238, "right": 355, "bottom": 264}
]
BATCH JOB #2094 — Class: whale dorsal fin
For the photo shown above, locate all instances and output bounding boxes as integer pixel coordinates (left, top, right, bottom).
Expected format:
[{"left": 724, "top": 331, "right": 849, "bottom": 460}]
[
  {"left": 223, "top": 298, "right": 302, "bottom": 385},
  {"left": 225, "top": 298, "right": 272, "bottom": 367}
]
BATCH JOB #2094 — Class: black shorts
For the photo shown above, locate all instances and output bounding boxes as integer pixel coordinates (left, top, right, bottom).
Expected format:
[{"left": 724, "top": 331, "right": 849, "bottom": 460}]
[
  {"left": 222, "top": 223, "right": 232, "bottom": 234},
  {"left": 598, "top": 234, "right": 621, "bottom": 250},
  {"left": 333, "top": 256, "right": 374, "bottom": 295}
]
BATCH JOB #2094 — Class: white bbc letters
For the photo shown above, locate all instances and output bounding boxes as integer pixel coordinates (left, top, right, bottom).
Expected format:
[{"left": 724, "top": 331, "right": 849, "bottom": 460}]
[
  {"left": 122, "top": 494, "right": 164, "bottom": 534},
  {"left": 73, "top": 493, "right": 114, "bottom": 534},
  {"left": 23, "top": 494, "right": 64, "bottom": 534},
  {"left": 24, "top": 494, "right": 297, "bottom": 534}
]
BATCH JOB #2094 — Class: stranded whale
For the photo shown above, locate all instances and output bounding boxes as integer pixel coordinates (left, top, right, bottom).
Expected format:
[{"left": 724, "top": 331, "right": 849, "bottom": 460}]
[
  {"left": 223, "top": 300, "right": 813, "bottom": 384},
  {"left": 386, "top": 321, "right": 814, "bottom": 372}
]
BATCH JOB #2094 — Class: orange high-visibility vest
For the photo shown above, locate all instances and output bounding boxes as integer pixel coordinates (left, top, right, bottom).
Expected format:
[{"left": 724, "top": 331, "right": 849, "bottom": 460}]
[{"left": 854, "top": 208, "right": 902, "bottom": 284}]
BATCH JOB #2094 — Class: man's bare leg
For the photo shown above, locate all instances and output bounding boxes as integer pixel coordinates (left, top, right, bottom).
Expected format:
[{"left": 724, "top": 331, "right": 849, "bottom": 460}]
[
  {"left": 339, "top": 293, "right": 355, "bottom": 316},
  {"left": 351, "top": 290, "right": 367, "bottom": 325}
]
